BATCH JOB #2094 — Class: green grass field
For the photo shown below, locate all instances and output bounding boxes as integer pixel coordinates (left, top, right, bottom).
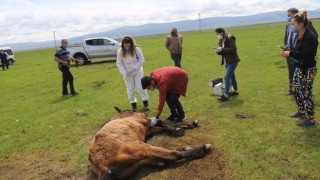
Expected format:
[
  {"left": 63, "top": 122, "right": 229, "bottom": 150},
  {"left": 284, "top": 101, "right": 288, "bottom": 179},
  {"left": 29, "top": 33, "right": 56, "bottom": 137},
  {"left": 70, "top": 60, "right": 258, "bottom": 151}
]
[{"left": 1, "top": 19, "right": 320, "bottom": 179}]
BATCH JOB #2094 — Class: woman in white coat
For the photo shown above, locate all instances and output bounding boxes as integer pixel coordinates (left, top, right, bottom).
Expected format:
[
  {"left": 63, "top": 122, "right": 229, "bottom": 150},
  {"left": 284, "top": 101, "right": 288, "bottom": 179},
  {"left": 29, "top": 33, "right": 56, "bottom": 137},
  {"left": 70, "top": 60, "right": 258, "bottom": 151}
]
[{"left": 116, "top": 36, "right": 149, "bottom": 111}]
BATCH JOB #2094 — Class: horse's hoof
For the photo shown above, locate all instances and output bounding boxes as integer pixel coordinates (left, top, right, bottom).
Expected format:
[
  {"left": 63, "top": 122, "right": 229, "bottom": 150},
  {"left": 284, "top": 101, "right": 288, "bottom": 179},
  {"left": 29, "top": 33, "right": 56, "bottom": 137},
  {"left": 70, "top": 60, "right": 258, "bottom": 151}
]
[{"left": 192, "top": 119, "right": 199, "bottom": 127}]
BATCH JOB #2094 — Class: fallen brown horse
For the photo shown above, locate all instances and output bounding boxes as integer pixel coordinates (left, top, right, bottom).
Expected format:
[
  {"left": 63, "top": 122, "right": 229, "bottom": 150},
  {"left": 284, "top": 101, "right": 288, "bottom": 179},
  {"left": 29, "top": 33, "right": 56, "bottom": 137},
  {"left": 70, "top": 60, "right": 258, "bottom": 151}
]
[{"left": 89, "top": 107, "right": 211, "bottom": 179}]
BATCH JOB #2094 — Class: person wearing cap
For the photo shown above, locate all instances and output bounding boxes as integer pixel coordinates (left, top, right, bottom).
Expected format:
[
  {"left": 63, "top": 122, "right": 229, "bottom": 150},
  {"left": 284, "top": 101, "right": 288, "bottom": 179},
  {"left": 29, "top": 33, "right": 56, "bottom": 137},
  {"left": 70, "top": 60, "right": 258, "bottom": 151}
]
[
  {"left": 165, "top": 28, "right": 183, "bottom": 68},
  {"left": 54, "top": 39, "right": 79, "bottom": 96},
  {"left": 141, "top": 66, "right": 188, "bottom": 122},
  {"left": 116, "top": 36, "right": 149, "bottom": 111}
]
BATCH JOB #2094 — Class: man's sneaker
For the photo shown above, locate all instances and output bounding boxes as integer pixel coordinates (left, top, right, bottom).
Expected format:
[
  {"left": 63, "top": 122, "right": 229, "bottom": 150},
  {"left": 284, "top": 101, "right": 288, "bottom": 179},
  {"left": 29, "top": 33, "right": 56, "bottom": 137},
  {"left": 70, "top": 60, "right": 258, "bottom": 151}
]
[
  {"left": 229, "top": 92, "right": 239, "bottom": 96},
  {"left": 289, "top": 111, "right": 305, "bottom": 118},
  {"left": 167, "top": 114, "right": 178, "bottom": 121},
  {"left": 218, "top": 95, "right": 228, "bottom": 102},
  {"left": 71, "top": 92, "right": 79, "bottom": 96},
  {"left": 62, "top": 93, "right": 70, "bottom": 96},
  {"left": 296, "top": 119, "right": 316, "bottom": 127}
]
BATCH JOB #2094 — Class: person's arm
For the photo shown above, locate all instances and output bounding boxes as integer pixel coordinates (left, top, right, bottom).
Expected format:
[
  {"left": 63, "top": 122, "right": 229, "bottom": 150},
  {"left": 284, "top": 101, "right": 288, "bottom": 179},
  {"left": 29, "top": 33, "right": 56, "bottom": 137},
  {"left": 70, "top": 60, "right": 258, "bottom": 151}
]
[
  {"left": 135, "top": 47, "right": 144, "bottom": 69},
  {"left": 116, "top": 49, "right": 127, "bottom": 76},
  {"left": 156, "top": 85, "right": 167, "bottom": 119},
  {"left": 165, "top": 37, "right": 170, "bottom": 50},
  {"left": 53, "top": 55, "right": 68, "bottom": 65},
  {"left": 284, "top": 24, "right": 289, "bottom": 46}
]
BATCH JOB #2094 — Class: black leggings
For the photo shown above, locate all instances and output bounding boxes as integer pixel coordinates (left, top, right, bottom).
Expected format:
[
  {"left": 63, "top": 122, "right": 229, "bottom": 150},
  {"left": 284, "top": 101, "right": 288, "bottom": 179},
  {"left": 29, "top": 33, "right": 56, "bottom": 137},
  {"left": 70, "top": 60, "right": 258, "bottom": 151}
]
[{"left": 58, "top": 65, "right": 75, "bottom": 94}]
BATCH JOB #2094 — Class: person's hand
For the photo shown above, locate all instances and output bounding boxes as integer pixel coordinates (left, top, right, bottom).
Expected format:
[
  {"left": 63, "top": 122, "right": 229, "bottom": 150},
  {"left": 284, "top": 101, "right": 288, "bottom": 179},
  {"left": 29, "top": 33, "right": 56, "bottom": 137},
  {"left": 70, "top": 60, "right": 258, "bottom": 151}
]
[
  {"left": 123, "top": 73, "right": 130, "bottom": 81},
  {"left": 127, "top": 67, "right": 138, "bottom": 76},
  {"left": 216, "top": 47, "right": 223, "bottom": 53},
  {"left": 149, "top": 117, "right": 158, "bottom": 127},
  {"left": 283, "top": 45, "right": 290, "bottom": 51},
  {"left": 282, "top": 51, "right": 290, "bottom": 58}
]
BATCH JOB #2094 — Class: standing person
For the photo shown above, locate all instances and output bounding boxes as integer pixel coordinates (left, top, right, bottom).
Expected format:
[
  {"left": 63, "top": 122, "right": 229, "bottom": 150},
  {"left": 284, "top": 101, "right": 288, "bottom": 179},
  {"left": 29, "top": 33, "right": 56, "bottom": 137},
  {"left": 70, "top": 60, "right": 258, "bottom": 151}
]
[
  {"left": 116, "top": 36, "right": 149, "bottom": 111},
  {"left": 282, "top": 11, "right": 318, "bottom": 126},
  {"left": 165, "top": 28, "right": 183, "bottom": 68},
  {"left": 215, "top": 28, "right": 240, "bottom": 102},
  {"left": 284, "top": 8, "right": 299, "bottom": 95},
  {"left": 54, "top": 39, "right": 79, "bottom": 96},
  {"left": 141, "top": 66, "right": 188, "bottom": 123},
  {"left": 0, "top": 49, "right": 9, "bottom": 71}
]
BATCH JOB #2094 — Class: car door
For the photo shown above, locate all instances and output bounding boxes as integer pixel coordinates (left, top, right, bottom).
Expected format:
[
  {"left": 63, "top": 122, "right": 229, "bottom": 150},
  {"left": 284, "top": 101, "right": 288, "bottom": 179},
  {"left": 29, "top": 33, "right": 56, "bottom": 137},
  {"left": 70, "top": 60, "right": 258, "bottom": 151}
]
[
  {"left": 102, "top": 39, "right": 119, "bottom": 58},
  {"left": 84, "top": 39, "right": 104, "bottom": 59}
]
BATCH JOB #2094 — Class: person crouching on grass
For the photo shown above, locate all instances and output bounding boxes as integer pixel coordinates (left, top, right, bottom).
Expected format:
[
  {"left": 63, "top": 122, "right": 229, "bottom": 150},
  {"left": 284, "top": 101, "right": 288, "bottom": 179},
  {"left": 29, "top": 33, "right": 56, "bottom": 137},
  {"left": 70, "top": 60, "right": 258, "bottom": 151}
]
[
  {"left": 215, "top": 27, "right": 240, "bottom": 102},
  {"left": 281, "top": 10, "right": 318, "bottom": 126},
  {"left": 54, "top": 39, "right": 79, "bottom": 96},
  {"left": 116, "top": 36, "right": 149, "bottom": 112},
  {"left": 141, "top": 66, "right": 188, "bottom": 123}
]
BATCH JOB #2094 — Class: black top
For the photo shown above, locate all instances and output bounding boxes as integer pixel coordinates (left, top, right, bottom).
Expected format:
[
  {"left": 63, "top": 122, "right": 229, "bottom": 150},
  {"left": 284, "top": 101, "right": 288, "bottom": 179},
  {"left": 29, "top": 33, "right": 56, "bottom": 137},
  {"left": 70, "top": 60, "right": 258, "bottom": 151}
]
[
  {"left": 290, "top": 29, "right": 318, "bottom": 69},
  {"left": 0, "top": 52, "right": 8, "bottom": 61}
]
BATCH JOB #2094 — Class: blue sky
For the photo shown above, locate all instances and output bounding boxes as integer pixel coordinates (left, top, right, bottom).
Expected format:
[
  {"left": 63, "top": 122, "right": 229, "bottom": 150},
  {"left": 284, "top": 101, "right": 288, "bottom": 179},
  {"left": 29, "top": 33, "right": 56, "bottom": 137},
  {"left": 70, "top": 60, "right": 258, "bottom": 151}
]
[{"left": 0, "top": 0, "right": 319, "bottom": 44}]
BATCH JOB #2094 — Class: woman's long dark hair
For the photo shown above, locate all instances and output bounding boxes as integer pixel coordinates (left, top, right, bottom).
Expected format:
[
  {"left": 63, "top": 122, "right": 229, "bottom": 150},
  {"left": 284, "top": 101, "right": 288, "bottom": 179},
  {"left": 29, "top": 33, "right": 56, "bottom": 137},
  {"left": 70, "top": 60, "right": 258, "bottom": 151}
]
[{"left": 121, "top": 36, "right": 137, "bottom": 57}]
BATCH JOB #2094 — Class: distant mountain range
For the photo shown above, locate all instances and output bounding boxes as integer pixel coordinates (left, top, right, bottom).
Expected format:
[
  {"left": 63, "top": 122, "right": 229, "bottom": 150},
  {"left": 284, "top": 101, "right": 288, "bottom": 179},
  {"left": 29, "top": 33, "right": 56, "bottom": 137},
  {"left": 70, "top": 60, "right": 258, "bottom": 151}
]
[{"left": 2, "top": 9, "right": 320, "bottom": 51}]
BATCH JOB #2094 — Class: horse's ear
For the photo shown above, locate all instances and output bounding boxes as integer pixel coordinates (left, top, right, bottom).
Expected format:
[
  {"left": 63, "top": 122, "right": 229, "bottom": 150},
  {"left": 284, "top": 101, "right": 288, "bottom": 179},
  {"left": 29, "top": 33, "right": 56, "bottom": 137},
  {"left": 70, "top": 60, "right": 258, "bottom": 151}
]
[{"left": 114, "top": 106, "right": 122, "bottom": 112}]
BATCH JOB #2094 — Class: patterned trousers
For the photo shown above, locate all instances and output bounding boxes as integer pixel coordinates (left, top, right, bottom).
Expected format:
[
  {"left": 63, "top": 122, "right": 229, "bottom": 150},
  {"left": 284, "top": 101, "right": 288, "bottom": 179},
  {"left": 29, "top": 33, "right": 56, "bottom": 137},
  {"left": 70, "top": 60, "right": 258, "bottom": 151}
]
[{"left": 292, "top": 67, "right": 317, "bottom": 120}]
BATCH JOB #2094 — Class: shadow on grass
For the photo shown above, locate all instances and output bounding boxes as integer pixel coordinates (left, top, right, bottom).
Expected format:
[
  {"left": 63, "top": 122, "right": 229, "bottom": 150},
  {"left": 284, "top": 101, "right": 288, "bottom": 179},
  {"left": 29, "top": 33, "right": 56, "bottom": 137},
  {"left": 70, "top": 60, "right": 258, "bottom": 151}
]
[
  {"left": 50, "top": 95, "right": 73, "bottom": 104},
  {"left": 209, "top": 94, "right": 244, "bottom": 107},
  {"left": 70, "top": 60, "right": 116, "bottom": 68}
]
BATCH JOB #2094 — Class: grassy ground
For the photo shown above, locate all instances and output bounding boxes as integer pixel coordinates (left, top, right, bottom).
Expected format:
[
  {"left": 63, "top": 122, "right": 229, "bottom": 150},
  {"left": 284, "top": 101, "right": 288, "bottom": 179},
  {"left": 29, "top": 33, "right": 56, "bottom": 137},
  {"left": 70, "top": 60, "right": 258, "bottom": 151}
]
[{"left": 0, "top": 19, "right": 320, "bottom": 179}]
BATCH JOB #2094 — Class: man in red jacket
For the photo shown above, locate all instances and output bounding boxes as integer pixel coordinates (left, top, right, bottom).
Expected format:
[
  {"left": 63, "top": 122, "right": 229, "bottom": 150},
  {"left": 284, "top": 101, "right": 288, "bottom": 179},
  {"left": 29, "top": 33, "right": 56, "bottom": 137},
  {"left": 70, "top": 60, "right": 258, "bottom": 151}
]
[{"left": 141, "top": 66, "right": 188, "bottom": 122}]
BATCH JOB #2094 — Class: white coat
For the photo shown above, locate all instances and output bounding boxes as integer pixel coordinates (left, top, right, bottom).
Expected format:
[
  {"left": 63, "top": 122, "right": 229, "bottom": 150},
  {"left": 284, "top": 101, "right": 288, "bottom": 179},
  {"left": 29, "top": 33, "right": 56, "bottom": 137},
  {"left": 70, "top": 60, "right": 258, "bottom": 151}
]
[{"left": 116, "top": 46, "right": 148, "bottom": 103}]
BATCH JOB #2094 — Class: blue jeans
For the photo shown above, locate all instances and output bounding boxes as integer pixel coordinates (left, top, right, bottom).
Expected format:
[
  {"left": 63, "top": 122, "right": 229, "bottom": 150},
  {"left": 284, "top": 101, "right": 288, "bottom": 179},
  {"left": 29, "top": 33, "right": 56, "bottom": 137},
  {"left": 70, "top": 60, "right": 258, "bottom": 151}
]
[
  {"left": 170, "top": 53, "right": 182, "bottom": 68},
  {"left": 224, "top": 62, "right": 238, "bottom": 95}
]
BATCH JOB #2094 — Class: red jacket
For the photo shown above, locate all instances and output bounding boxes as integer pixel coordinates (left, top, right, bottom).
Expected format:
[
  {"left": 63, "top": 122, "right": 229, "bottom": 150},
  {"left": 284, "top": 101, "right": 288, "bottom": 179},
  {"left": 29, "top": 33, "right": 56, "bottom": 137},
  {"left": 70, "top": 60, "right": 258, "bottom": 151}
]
[{"left": 150, "top": 66, "right": 188, "bottom": 111}]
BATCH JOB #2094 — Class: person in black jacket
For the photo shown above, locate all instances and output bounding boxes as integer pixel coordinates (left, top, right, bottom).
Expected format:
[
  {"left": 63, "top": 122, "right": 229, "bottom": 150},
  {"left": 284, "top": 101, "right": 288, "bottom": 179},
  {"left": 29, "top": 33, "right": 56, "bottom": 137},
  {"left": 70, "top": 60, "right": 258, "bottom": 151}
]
[
  {"left": 215, "top": 28, "right": 240, "bottom": 102},
  {"left": 283, "top": 8, "right": 318, "bottom": 96},
  {"left": 282, "top": 10, "right": 318, "bottom": 126},
  {"left": 0, "top": 49, "right": 9, "bottom": 70}
]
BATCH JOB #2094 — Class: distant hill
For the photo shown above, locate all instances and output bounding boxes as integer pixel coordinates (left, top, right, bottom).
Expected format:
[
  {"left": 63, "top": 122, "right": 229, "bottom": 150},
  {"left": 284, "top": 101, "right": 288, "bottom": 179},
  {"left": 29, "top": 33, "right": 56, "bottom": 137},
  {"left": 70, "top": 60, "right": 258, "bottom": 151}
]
[{"left": 3, "top": 9, "right": 320, "bottom": 51}]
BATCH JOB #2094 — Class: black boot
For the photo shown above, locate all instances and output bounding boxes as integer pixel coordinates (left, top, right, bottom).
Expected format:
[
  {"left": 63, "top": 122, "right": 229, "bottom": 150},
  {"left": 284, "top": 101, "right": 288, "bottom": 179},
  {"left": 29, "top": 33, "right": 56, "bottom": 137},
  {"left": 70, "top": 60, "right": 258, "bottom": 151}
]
[
  {"left": 143, "top": 100, "right": 149, "bottom": 111},
  {"left": 131, "top": 102, "right": 137, "bottom": 112}
]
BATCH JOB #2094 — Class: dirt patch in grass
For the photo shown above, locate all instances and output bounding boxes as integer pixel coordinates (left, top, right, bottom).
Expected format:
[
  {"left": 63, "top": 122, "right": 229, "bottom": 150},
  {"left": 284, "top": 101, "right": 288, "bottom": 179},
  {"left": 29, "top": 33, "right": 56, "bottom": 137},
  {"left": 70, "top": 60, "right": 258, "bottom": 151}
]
[
  {"left": 0, "top": 120, "right": 233, "bottom": 179},
  {"left": 0, "top": 149, "right": 78, "bottom": 180}
]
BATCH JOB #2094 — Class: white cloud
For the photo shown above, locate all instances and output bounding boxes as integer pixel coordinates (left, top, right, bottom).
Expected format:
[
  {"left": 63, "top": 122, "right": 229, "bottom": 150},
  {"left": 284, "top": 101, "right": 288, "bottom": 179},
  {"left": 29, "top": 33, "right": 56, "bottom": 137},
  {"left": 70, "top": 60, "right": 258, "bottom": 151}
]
[{"left": 0, "top": 0, "right": 319, "bottom": 44}]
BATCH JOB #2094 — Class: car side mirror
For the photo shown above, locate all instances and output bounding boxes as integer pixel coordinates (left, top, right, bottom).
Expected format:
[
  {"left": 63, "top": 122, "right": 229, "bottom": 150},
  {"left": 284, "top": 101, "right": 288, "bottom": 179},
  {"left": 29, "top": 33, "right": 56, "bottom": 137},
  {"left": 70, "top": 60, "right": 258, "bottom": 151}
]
[{"left": 110, "top": 42, "right": 115, "bottom": 45}]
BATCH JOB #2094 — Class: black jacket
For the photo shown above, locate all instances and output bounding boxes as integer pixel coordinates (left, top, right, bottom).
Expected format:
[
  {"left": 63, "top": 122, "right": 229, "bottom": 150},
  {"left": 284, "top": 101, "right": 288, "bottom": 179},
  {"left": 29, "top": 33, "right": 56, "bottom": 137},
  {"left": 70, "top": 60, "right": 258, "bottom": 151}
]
[
  {"left": 0, "top": 52, "right": 8, "bottom": 62},
  {"left": 289, "top": 29, "right": 318, "bottom": 69},
  {"left": 217, "top": 34, "right": 240, "bottom": 65}
]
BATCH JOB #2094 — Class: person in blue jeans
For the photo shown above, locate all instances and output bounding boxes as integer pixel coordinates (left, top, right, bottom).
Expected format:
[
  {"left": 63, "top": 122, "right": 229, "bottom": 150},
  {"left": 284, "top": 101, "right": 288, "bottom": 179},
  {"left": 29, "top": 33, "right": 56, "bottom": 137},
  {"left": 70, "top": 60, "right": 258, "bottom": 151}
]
[
  {"left": 215, "top": 27, "right": 240, "bottom": 102},
  {"left": 165, "top": 28, "right": 183, "bottom": 68}
]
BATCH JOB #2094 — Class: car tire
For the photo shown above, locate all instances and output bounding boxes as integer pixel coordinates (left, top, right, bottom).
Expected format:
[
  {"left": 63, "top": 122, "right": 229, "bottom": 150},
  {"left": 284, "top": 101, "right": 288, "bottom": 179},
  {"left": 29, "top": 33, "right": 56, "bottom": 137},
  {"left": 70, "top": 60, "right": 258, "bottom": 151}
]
[
  {"left": 8, "top": 59, "right": 14, "bottom": 65},
  {"left": 74, "top": 54, "right": 88, "bottom": 66}
]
